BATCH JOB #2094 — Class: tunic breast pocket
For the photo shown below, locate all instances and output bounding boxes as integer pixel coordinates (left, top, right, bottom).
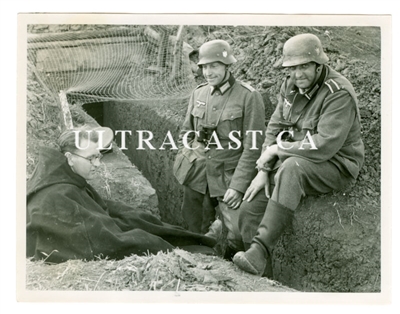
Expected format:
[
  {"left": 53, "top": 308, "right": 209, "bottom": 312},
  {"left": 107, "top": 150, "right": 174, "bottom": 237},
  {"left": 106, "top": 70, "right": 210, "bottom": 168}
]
[
  {"left": 219, "top": 108, "right": 243, "bottom": 138},
  {"left": 191, "top": 106, "right": 205, "bottom": 119},
  {"left": 293, "top": 116, "right": 319, "bottom": 141},
  {"left": 191, "top": 105, "right": 206, "bottom": 130}
]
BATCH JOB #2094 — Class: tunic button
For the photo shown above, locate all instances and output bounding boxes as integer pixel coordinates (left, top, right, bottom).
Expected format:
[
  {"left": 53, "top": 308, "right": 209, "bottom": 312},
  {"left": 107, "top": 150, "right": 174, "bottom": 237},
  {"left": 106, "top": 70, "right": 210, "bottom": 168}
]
[
  {"left": 208, "top": 156, "right": 212, "bottom": 159},
  {"left": 213, "top": 107, "right": 216, "bottom": 111},
  {"left": 211, "top": 123, "right": 215, "bottom": 126}
]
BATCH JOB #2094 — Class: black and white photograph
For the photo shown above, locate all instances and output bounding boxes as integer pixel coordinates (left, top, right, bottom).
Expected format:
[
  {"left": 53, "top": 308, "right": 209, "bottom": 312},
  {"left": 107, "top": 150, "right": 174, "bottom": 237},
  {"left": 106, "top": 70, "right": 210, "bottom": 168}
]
[{"left": 2, "top": 2, "right": 396, "bottom": 312}]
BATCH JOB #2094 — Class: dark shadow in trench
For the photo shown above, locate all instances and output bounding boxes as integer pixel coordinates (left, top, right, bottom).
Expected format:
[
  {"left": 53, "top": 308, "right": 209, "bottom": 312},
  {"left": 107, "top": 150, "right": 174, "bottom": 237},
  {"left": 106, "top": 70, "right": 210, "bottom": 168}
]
[{"left": 82, "top": 102, "right": 105, "bottom": 126}]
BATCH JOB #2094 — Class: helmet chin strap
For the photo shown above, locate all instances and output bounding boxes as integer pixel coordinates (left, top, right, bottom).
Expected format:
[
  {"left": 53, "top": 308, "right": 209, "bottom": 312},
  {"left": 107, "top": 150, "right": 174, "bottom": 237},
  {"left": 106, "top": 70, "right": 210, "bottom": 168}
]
[
  {"left": 313, "top": 64, "right": 323, "bottom": 83},
  {"left": 223, "top": 67, "right": 229, "bottom": 80},
  {"left": 218, "top": 66, "right": 230, "bottom": 86}
]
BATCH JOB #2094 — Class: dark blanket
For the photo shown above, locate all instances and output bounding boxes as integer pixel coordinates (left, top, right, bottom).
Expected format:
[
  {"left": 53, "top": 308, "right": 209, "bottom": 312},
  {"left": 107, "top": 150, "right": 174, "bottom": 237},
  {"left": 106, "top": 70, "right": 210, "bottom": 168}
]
[{"left": 27, "top": 147, "right": 216, "bottom": 263}]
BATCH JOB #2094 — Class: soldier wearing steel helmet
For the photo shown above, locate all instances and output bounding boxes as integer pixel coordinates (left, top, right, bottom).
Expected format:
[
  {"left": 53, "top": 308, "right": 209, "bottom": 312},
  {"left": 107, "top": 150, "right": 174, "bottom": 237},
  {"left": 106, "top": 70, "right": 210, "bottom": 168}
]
[
  {"left": 233, "top": 33, "right": 365, "bottom": 277},
  {"left": 173, "top": 39, "right": 265, "bottom": 258}
]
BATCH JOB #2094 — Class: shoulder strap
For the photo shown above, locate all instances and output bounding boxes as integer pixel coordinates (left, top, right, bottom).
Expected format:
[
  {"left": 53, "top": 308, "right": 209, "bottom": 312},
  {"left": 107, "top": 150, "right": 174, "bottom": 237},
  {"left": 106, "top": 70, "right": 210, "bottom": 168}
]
[
  {"left": 239, "top": 81, "right": 256, "bottom": 92},
  {"left": 195, "top": 81, "right": 208, "bottom": 90},
  {"left": 324, "top": 78, "right": 342, "bottom": 93},
  {"left": 324, "top": 75, "right": 361, "bottom": 122}
]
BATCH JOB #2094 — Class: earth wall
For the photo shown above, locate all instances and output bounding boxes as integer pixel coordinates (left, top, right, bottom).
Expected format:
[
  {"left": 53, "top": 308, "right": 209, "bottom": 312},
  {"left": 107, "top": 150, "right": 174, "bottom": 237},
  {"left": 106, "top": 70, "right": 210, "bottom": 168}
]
[{"left": 103, "top": 98, "right": 381, "bottom": 292}]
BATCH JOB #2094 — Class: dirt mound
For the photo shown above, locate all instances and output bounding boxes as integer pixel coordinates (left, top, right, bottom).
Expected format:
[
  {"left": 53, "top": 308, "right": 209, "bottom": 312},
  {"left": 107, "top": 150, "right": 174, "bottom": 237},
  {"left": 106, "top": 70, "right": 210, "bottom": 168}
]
[{"left": 26, "top": 249, "right": 295, "bottom": 292}]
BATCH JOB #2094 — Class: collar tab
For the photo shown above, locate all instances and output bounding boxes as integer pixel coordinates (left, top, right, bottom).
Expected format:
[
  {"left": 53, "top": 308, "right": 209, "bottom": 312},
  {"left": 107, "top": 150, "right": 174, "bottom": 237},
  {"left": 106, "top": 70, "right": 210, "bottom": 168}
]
[{"left": 211, "top": 73, "right": 236, "bottom": 95}]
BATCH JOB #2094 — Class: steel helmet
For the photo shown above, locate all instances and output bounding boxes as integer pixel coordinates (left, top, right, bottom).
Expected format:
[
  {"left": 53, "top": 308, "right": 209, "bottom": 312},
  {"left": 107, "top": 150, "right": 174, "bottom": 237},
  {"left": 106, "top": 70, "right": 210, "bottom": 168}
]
[
  {"left": 281, "top": 33, "right": 329, "bottom": 67},
  {"left": 197, "top": 39, "right": 237, "bottom": 66}
]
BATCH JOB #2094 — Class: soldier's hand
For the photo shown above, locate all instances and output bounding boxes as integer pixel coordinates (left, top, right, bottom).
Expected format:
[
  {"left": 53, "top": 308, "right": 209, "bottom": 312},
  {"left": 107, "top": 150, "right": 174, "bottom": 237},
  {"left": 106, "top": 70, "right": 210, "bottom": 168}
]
[
  {"left": 243, "top": 171, "right": 268, "bottom": 202},
  {"left": 256, "top": 145, "right": 278, "bottom": 170},
  {"left": 223, "top": 188, "right": 243, "bottom": 210}
]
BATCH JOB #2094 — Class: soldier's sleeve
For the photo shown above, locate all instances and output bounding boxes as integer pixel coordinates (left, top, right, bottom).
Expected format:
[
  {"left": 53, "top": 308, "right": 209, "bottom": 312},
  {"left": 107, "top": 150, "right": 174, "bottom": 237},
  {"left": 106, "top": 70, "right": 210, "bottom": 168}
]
[
  {"left": 177, "top": 92, "right": 196, "bottom": 150},
  {"left": 228, "top": 88, "right": 266, "bottom": 194}
]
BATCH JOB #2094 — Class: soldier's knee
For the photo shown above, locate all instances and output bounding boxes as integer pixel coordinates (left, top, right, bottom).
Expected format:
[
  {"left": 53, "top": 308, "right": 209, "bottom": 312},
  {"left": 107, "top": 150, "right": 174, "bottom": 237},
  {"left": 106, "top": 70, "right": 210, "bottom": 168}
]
[
  {"left": 276, "top": 157, "right": 306, "bottom": 181},
  {"left": 238, "top": 199, "right": 252, "bottom": 223},
  {"left": 237, "top": 191, "right": 268, "bottom": 224}
]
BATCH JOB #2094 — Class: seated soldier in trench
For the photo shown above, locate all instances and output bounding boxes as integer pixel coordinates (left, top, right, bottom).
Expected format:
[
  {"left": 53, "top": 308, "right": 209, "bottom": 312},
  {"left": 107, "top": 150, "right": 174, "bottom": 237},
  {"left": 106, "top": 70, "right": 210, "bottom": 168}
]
[
  {"left": 232, "top": 33, "right": 365, "bottom": 277},
  {"left": 26, "top": 126, "right": 219, "bottom": 264}
]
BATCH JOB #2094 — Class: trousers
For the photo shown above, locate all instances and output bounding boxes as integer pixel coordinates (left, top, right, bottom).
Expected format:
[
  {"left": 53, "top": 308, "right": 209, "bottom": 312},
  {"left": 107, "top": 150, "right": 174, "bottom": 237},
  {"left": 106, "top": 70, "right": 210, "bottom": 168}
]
[
  {"left": 181, "top": 186, "right": 218, "bottom": 234},
  {"left": 181, "top": 186, "right": 244, "bottom": 250},
  {"left": 238, "top": 156, "right": 355, "bottom": 244}
]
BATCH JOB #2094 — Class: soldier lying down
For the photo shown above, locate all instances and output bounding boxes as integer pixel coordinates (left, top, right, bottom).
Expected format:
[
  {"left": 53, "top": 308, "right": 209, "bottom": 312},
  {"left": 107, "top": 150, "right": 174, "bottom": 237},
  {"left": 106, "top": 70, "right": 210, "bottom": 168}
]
[{"left": 26, "top": 126, "right": 219, "bottom": 264}]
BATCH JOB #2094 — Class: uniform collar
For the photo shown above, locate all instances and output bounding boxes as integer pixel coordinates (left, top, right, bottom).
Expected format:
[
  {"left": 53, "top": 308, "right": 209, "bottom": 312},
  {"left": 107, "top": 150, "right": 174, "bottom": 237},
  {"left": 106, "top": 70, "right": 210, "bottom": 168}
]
[
  {"left": 294, "top": 65, "right": 327, "bottom": 100},
  {"left": 210, "top": 72, "right": 236, "bottom": 95}
]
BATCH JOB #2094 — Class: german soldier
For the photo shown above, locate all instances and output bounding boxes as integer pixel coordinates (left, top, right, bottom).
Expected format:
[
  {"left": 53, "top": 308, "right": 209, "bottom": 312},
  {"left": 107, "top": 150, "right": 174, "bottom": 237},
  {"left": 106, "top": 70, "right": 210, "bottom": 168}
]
[
  {"left": 233, "top": 33, "right": 365, "bottom": 276},
  {"left": 173, "top": 39, "right": 265, "bottom": 256}
]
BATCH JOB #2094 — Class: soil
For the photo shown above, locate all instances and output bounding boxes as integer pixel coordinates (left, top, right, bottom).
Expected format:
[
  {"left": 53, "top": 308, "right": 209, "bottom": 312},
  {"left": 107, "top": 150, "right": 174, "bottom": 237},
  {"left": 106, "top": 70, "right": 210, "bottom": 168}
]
[
  {"left": 26, "top": 24, "right": 381, "bottom": 292},
  {"left": 26, "top": 250, "right": 295, "bottom": 292}
]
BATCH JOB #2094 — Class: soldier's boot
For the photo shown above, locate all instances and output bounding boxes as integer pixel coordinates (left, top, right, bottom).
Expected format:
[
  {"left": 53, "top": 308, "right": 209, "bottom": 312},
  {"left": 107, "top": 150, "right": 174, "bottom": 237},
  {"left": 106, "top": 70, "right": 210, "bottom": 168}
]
[
  {"left": 205, "top": 218, "right": 223, "bottom": 242},
  {"left": 218, "top": 202, "right": 244, "bottom": 261},
  {"left": 233, "top": 200, "right": 293, "bottom": 277}
]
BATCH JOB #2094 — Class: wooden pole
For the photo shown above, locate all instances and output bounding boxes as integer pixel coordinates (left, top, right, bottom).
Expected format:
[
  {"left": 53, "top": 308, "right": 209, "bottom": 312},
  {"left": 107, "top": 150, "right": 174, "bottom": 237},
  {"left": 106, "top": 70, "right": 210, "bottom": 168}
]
[
  {"left": 27, "top": 27, "right": 143, "bottom": 43},
  {"left": 157, "top": 29, "right": 170, "bottom": 69},
  {"left": 28, "top": 35, "right": 144, "bottom": 51},
  {"left": 59, "top": 90, "right": 74, "bottom": 129},
  {"left": 173, "top": 25, "right": 185, "bottom": 55},
  {"left": 171, "top": 26, "right": 184, "bottom": 80}
]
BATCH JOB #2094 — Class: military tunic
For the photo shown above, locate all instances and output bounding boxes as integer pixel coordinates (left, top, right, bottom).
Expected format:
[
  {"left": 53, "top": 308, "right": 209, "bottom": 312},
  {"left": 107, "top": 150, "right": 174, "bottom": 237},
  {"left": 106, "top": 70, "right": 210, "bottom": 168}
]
[
  {"left": 238, "top": 65, "right": 365, "bottom": 244},
  {"left": 264, "top": 65, "right": 364, "bottom": 179},
  {"left": 174, "top": 74, "right": 266, "bottom": 198}
]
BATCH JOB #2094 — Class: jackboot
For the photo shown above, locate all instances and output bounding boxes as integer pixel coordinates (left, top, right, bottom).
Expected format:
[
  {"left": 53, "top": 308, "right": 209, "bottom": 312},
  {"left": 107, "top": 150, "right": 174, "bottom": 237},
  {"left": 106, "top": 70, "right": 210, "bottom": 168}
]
[
  {"left": 204, "top": 219, "right": 223, "bottom": 242},
  {"left": 218, "top": 202, "right": 243, "bottom": 249},
  {"left": 217, "top": 201, "right": 245, "bottom": 261},
  {"left": 233, "top": 200, "right": 293, "bottom": 277}
]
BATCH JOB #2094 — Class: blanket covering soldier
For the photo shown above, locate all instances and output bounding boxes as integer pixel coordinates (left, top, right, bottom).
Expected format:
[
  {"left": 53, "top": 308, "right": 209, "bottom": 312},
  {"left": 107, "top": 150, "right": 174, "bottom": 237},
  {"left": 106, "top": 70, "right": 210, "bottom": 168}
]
[{"left": 27, "top": 127, "right": 216, "bottom": 264}]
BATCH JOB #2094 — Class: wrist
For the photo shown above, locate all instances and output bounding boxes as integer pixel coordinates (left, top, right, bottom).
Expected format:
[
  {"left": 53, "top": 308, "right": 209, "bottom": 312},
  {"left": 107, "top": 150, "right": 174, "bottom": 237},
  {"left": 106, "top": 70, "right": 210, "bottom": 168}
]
[
  {"left": 259, "top": 166, "right": 270, "bottom": 172},
  {"left": 257, "top": 170, "right": 268, "bottom": 177}
]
